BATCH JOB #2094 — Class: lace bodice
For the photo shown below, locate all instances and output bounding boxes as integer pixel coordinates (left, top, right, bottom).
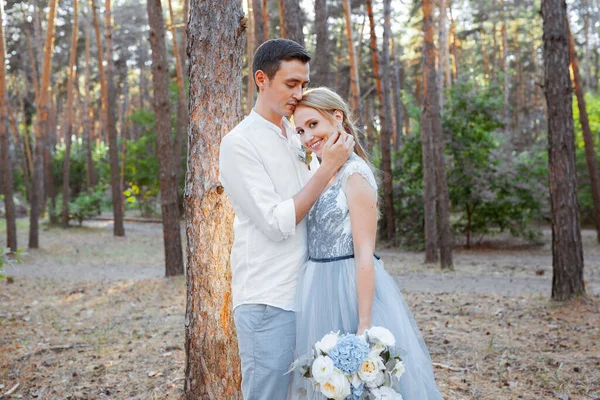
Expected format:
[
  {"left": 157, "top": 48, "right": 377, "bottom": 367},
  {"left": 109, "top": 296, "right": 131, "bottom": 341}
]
[{"left": 307, "top": 154, "right": 378, "bottom": 260}]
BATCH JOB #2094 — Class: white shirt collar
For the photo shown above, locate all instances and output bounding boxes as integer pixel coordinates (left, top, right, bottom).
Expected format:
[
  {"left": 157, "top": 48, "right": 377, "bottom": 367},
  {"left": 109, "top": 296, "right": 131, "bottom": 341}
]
[{"left": 250, "top": 109, "right": 295, "bottom": 140}]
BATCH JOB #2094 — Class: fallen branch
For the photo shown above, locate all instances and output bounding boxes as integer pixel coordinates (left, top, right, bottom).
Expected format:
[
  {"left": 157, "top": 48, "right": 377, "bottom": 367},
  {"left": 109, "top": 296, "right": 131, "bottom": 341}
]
[
  {"left": 1, "top": 382, "right": 20, "bottom": 398},
  {"left": 432, "top": 362, "right": 465, "bottom": 372}
]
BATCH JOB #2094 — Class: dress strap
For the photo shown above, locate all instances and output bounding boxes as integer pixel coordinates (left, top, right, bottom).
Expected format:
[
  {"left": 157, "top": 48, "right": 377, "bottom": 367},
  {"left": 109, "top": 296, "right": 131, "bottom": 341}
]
[{"left": 308, "top": 254, "right": 381, "bottom": 263}]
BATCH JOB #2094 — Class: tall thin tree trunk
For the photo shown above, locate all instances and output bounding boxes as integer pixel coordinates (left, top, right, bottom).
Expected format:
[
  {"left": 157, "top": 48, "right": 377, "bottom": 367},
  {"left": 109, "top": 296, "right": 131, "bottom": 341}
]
[
  {"left": 0, "top": 5, "right": 17, "bottom": 251},
  {"left": 83, "top": 24, "right": 96, "bottom": 188},
  {"left": 103, "top": 0, "right": 125, "bottom": 236},
  {"left": 7, "top": 103, "right": 32, "bottom": 199},
  {"left": 381, "top": 0, "right": 395, "bottom": 240},
  {"left": 568, "top": 21, "right": 600, "bottom": 244},
  {"left": 438, "top": 0, "right": 448, "bottom": 109},
  {"left": 542, "top": 0, "right": 585, "bottom": 301},
  {"left": 247, "top": 0, "right": 256, "bottom": 110},
  {"left": 343, "top": 0, "right": 364, "bottom": 133},
  {"left": 421, "top": 0, "right": 438, "bottom": 264},
  {"left": 29, "top": 0, "right": 58, "bottom": 249},
  {"left": 278, "top": 0, "right": 304, "bottom": 46},
  {"left": 252, "top": 0, "right": 265, "bottom": 45},
  {"left": 167, "top": 0, "right": 187, "bottom": 182},
  {"left": 391, "top": 35, "right": 404, "bottom": 150},
  {"left": 147, "top": 0, "right": 184, "bottom": 278},
  {"left": 501, "top": 1, "right": 510, "bottom": 136},
  {"left": 262, "top": 0, "right": 269, "bottom": 41},
  {"left": 312, "top": 0, "right": 331, "bottom": 88},
  {"left": 62, "top": 0, "right": 79, "bottom": 228},
  {"left": 423, "top": 0, "right": 453, "bottom": 269},
  {"left": 184, "top": 0, "right": 244, "bottom": 397},
  {"left": 480, "top": 30, "right": 491, "bottom": 80}
]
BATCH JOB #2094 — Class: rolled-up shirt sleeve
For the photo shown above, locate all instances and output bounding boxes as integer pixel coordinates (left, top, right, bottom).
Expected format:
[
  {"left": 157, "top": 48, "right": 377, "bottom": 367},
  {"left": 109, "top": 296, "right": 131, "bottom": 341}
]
[{"left": 219, "top": 134, "right": 296, "bottom": 242}]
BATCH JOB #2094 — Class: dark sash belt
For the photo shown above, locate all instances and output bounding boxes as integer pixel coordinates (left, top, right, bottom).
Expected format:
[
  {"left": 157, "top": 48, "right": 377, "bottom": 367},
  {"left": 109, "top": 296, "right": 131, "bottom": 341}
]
[{"left": 308, "top": 254, "right": 381, "bottom": 263}]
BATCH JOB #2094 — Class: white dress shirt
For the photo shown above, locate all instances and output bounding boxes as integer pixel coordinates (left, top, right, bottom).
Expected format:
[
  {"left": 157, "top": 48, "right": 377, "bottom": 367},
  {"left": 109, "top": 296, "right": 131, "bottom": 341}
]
[{"left": 219, "top": 110, "right": 319, "bottom": 311}]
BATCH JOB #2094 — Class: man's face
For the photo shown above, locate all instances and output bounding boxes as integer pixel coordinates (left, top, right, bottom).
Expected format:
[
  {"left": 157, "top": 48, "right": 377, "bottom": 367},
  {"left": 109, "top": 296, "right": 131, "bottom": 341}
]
[{"left": 259, "top": 59, "right": 310, "bottom": 117}]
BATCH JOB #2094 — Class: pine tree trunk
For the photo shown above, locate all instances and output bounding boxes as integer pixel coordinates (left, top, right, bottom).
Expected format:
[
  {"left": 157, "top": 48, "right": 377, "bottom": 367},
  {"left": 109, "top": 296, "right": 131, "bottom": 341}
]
[
  {"left": 167, "top": 0, "right": 188, "bottom": 184},
  {"left": 343, "top": 0, "right": 364, "bottom": 133},
  {"left": 380, "top": 0, "right": 395, "bottom": 241},
  {"left": 83, "top": 20, "right": 95, "bottom": 190},
  {"left": 252, "top": 0, "right": 266, "bottom": 44},
  {"left": 184, "top": 0, "right": 244, "bottom": 397},
  {"left": 438, "top": 0, "right": 448, "bottom": 109},
  {"left": 104, "top": 0, "right": 125, "bottom": 236},
  {"left": 391, "top": 35, "right": 404, "bottom": 150},
  {"left": 312, "top": 0, "right": 331, "bottom": 88},
  {"left": 501, "top": 1, "right": 510, "bottom": 136},
  {"left": 421, "top": 0, "right": 438, "bottom": 264},
  {"left": 262, "top": 0, "right": 270, "bottom": 41},
  {"left": 62, "top": 0, "right": 79, "bottom": 228},
  {"left": 29, "top": 0, "right": 58, "bottom": 249},
  {"left": 7, "top": 103, "right": 32, "bottom": 200},
  {"left": 147, "top": 0, "right": 184, "bottom": 278},
  {"left": 246, "top": 0, "right": 256, "bottom": 110},
  {"left": 542, "top": 0, "right": 586, "bottom": 301},
  {"left": 569, "top": 21, "right": 600, "bottom": 244},
  {"left": 423, "top": 0, "right": 453, "bottom": 269},
  {"left": 0, "top": 8, "right": 17, "bottom": 252},
  {"left": 278, "top": 0, "right": 304, "bottom": 46}
]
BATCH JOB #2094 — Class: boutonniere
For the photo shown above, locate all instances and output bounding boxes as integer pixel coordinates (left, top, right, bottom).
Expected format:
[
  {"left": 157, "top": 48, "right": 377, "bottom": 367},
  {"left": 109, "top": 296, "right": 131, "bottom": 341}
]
[{"left": 298, "top": 145, "right": 313, "bottom": 170}]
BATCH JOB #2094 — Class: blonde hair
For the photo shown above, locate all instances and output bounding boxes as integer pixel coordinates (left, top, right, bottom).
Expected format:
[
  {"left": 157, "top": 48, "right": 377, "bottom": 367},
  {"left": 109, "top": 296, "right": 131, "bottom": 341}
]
[{"left": 297, "top": 87, "right": 370, "bottom": 163}]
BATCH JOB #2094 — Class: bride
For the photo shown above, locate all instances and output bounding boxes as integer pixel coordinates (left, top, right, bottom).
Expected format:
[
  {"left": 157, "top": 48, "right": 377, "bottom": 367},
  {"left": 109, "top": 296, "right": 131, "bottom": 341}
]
[{"left": 290, "top": 87, "right": 443, "bottom": 399}]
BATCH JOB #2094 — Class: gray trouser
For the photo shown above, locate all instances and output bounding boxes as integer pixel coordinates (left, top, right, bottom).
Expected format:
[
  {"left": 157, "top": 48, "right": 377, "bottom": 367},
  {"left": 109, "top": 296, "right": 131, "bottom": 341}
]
[{"left": 233, "top": 304, "right": 296, "bottom": 400}]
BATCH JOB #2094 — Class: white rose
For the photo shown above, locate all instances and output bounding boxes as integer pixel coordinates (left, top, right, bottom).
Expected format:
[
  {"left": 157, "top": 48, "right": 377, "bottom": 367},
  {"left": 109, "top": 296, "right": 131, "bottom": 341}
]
[
  {"left": 372, "top": 386, "right": 404, "bottom": 400},
  {"left": 315, "top": 331, "right": 339, "bottom": 355},
  {"left": 319, "top": 369, "right": 351, "bottom": 400},
  {"left": 369, "top": 342, "right": 387, "bottom": 357},
  {"left": 366, "top": 326, "right": 396, "bottom": 347},
  {"left": 365, "top": 371, "right": 385, "bottom": 388},
  {"left": 312, "top": 356, "right": 334, "bottom": 384},
  {"left": 391, "top": 360, "right": 406, "bottom": 379},
  {"left": 358, "top": 355, "right": 385, "bottom": 384}
]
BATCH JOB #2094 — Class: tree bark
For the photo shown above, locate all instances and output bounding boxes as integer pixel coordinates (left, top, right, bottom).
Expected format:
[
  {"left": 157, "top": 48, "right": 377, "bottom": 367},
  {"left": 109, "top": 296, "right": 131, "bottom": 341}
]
[
  {"left": 421, "top": 0, "right": 438, "bottom": 264},
  {"left": 252, "top": 0, "right": 266, "bottom": 44},
  {"left": 167, "top": 0, "right": 188, "bottom": 183},
  {"left": 391, "top": 35, "right": 404, "bottom": 150},
  {"left": 312, "top": 0, "right": 331, "bottom": 88},
  {"left": 423, "top": 0, "right": 453, "bottom": 269},
  {"left": 0, "top": 7, "right": 17, "bottom": 252},
  {"left": 29, "top": 0, "right": 58, "bottom": 249},
  {"left": 83, "top": 24, "right": 96, "bottom": 189},
  {"left": 183, "top": 0, "right": 244, "bottom": 397},
  {"left": 501, "top": 0, "right": 510, "bottom": 136},
  {"left": 568, "top": 21, "right": 600, "bottom": 244},
  {"left": 246, "top": 0, "right": 256, "bottom": 110},
  {"left": 103, "top": 0, "right": 125, "bottom": 236},
  {"left": 438, "top": 0, "right": 448, "bottom": 109},
  {"left": 542, "top": 0, "right": 586, "bottom": 301},
  {"left": 147, "top": 0, "right": 184, "bottom": 278},
  {"left": 381, "top": 0, "right": 395, "bottom": 241},
  {"left": 62, "top": 0, "right": 79, "bottom": 228},
  {"left": 343, "top": 0, "right": 364, "bottom": 133},
  {"left": 278, "top": 0, "right": 304, "bottom": 46}
]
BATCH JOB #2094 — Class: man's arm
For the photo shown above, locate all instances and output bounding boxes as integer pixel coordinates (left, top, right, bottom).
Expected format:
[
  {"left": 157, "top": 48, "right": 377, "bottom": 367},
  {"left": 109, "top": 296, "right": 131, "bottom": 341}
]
[{"left": 219, "top": 132, "right": 354, "bottom": 241}]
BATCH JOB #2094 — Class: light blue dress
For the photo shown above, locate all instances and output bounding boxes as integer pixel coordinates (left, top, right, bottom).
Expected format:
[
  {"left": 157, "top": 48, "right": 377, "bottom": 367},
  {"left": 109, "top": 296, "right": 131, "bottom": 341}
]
[{"left": 291, "top": 154, "right": 443, "bottom": 399}]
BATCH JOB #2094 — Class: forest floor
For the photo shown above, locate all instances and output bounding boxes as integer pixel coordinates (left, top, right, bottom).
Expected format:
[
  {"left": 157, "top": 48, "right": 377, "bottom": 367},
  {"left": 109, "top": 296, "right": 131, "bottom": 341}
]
[{"left": 0, "top": 217, "right": 599, "bottom": 399}]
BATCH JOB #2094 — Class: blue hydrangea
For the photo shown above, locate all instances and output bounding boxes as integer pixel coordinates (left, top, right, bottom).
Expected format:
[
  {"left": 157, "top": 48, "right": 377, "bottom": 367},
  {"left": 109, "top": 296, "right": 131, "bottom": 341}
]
[
  {"left": 347, "top": 383, "right": 365, "bottom": 400},
  {"left": 328, "top": 334, "right": 369, "bottom": 376}
]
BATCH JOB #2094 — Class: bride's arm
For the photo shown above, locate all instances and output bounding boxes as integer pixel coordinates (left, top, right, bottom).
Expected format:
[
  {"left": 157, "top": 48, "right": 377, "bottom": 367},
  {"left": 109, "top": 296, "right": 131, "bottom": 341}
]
[{"left": 346, "top": 173, "right": 378, "bottom": 335}]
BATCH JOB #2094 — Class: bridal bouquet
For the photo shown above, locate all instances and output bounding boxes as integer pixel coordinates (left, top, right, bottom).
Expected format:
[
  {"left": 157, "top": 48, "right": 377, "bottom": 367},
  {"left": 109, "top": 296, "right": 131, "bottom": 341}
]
[{"left": 289, "top": 327, "right": 406, "bottom": 400}]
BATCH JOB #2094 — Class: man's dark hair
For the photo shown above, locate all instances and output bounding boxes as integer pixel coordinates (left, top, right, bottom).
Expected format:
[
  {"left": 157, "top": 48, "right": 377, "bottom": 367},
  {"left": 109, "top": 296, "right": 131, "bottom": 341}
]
[{"left": 252, "top": 39, "right": 311, "bottom": 90}]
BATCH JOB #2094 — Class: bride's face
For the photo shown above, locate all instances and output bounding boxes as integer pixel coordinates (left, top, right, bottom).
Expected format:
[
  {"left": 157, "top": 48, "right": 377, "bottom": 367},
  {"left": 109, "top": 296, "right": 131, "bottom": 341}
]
[{"left": 293, "top": 106, "right": 339, "bottom": 157}]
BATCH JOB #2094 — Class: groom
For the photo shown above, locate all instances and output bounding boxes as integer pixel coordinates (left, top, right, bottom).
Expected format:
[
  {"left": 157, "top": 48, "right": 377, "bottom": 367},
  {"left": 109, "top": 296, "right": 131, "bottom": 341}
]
[{"left": 219, "top": 39, "right": 354, "bottom": 399}]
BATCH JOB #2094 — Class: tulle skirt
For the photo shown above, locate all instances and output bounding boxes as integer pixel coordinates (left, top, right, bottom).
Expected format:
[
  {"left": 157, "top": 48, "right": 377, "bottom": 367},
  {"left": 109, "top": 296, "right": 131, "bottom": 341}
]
[{"left": 290, "top": 257, "right": 443, "bottom": 400}]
